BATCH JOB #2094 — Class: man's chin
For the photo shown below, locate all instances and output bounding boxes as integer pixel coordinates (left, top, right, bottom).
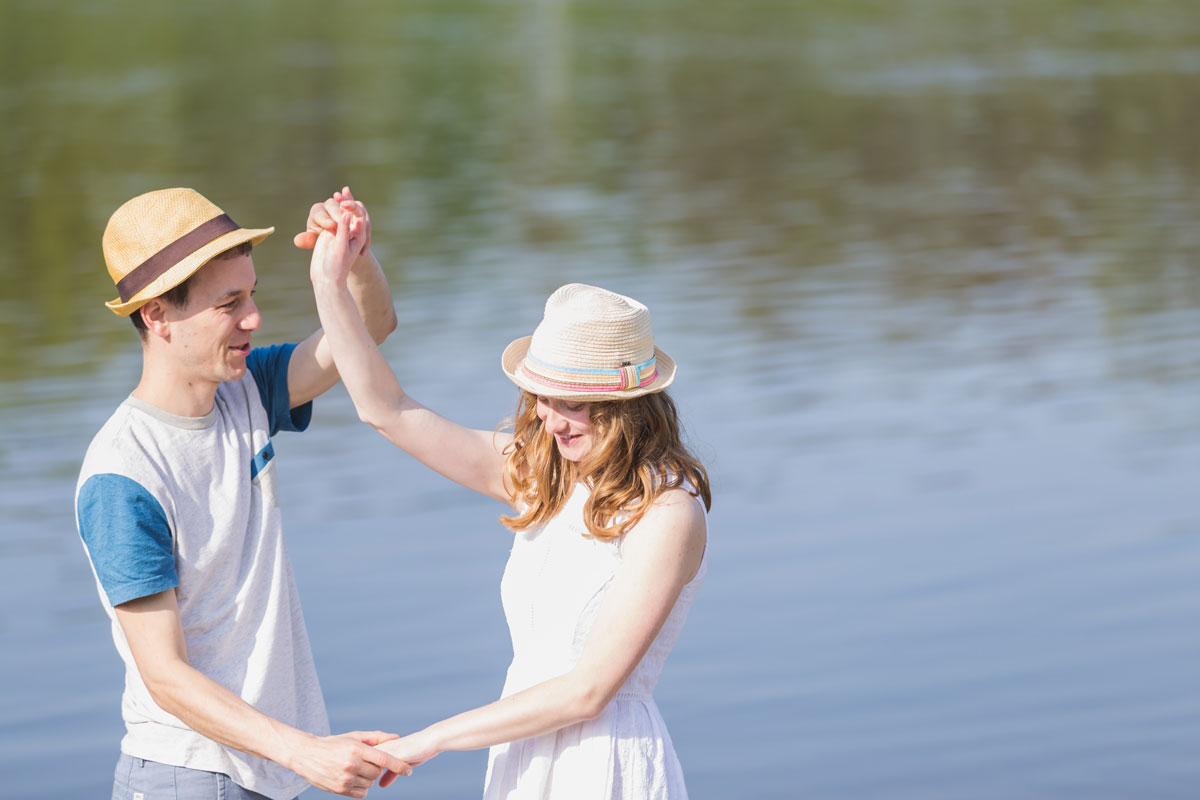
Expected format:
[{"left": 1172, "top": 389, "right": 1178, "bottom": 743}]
[{"left": 221, "top": 363, "right": 249, "bottom": 383}]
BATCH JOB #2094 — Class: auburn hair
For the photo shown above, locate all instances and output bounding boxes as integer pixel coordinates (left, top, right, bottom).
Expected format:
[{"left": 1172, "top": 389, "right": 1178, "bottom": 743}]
[{"left": 500, "top": 390, "right": 711, "bottom": 540}]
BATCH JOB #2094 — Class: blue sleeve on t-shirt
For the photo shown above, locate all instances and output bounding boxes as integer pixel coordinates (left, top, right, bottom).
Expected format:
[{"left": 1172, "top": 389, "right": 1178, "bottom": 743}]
[
  {"left": 77, "top": 474, "right": 178, "bottom": 607},
  {"left": 246, "top": 343, "right": 313, "bottom": 435}
]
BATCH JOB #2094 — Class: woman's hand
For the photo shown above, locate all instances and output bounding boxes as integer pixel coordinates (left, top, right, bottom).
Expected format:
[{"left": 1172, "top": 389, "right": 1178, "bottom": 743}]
[
  {"left": 375, "top": 731, "right": 441, "bottom": 787},
  {"left": 309, "top": 210, "right": 367, "bottom": 288},
  {"left": 295, "top": 186, "right": 371, "bottom": 256}
]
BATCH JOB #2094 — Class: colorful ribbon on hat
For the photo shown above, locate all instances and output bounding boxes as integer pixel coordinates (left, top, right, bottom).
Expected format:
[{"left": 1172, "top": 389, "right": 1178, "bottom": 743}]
[{"left": 521, "top": 353, "right": 658, "bottom": 393}]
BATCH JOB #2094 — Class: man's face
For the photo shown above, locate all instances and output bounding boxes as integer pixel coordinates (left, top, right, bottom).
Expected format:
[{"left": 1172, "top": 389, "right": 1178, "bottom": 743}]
[{"left": 163, "top": 252, "right": 261, "bottom": 385}]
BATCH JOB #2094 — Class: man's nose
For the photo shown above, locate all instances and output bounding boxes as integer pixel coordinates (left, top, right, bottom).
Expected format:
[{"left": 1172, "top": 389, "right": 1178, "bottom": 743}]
[{"left": 240, "top": 299, "right": 263, "bottom": 331}]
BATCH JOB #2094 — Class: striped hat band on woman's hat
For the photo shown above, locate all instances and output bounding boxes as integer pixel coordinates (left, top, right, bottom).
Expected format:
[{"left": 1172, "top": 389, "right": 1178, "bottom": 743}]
[
  {"left": 501, "top": 283, "right": 676, "bottom": 401},
  {"left": 102, "top": 188, "right": 274, "bottom": 317}
]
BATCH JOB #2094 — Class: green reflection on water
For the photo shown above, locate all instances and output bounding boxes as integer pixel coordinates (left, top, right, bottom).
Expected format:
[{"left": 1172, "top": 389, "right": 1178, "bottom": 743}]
[{"left": 2, "top": 1, "right": 1199, "bottom": 385}]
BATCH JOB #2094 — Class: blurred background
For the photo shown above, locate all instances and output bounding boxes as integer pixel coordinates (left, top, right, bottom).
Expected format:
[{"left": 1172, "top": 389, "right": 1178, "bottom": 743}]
[{"left": 2, "top": 1, "right": 1199, "bottom": 798}]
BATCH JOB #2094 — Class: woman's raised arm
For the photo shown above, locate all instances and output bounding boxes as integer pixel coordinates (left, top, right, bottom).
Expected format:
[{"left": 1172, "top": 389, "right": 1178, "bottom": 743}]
[{"left": 309, "top": 213, "right": 512, "bottom": 504}]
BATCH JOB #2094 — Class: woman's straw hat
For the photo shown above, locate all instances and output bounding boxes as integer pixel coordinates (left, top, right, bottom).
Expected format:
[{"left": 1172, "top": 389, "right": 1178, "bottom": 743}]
[
  {"left": 501, "top": 283, "right": 676, "bottom": 401},
  {"left": 102, "top": 188, "right": 274, "bottom": 316}
]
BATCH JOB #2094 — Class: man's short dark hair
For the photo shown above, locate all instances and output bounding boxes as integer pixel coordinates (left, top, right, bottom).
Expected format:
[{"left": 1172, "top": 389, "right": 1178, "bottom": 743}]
[{"left": 131, "top": 242, "right": 253, "bottom": 338}]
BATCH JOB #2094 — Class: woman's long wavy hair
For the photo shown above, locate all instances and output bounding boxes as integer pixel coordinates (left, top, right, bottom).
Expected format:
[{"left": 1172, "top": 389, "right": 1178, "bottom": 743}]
[{"left": 500, "top": 390, "right": 711, "bottom": 540}]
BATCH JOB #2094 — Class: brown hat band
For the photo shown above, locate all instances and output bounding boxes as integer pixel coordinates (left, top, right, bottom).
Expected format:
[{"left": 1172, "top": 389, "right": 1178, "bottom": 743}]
[{"left": 116, "top": 213, "right": 240, "bottom": 302}]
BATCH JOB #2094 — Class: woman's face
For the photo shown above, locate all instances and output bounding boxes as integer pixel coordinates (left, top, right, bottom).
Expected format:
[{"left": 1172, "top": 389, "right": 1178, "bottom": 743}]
[{"left": 536, "top": 395, "right": 595, "bottom": 462}]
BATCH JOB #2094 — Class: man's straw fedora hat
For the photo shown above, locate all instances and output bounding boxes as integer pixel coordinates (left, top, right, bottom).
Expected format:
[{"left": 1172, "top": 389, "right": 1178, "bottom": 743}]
[
  {"left": 501, "top": 283, "right": 676, "bottom": 401},
  {"left": 102, "top": 188, "right": 274, "bottom": 316}
]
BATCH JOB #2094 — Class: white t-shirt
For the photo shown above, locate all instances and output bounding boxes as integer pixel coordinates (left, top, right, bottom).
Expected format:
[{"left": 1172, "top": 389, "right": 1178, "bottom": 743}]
[{"left": 75, "top": 343, "right": 329, "bottom": 800}]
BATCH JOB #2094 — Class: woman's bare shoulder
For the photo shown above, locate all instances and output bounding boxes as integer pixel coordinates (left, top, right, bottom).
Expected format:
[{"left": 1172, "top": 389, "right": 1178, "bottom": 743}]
[{"left": 622, "top": 486, "right": 707, "bottom": 560}]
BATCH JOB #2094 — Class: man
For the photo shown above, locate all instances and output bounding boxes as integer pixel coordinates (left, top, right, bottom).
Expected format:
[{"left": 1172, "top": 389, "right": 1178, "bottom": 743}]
[{"left": 75, "top": 187, "right": 410, "bottom": 799}]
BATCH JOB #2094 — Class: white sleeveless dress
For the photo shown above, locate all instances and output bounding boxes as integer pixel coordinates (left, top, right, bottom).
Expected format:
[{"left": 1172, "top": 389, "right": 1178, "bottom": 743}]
[{"left": 482, "top": 482, "right": 707, "bottom": 800}]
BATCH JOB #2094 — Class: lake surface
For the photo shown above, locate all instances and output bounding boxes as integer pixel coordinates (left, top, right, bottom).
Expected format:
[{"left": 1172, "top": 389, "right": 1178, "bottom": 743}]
[{"left": 2, "top": 2, "right": 1199, "bottom": 798}]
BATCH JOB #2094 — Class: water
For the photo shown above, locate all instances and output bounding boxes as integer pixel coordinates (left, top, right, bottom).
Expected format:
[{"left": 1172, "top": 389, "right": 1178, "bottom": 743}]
[{"left": 2, "top": 2, "right": 1199, "bottom": 798}]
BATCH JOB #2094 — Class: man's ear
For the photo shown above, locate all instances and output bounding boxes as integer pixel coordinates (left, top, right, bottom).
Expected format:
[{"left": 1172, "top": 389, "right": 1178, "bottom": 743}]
[{"left": 140, "top": 299, "right": 171, "bottom": 341}]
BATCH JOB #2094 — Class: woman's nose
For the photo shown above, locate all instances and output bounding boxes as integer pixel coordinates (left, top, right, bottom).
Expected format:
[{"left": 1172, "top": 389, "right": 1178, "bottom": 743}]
[{"left": 542, "top": 409, "right": 569, "bottom": 434}]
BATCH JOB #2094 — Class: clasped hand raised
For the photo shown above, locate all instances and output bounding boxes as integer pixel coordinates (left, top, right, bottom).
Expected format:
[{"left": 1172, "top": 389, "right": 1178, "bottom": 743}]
[
  {"left": 295, "top": 186, "right": 371, "bottom": 255},
  {"left": 303, "top": 187, "right": 371, "bottom": 286}
]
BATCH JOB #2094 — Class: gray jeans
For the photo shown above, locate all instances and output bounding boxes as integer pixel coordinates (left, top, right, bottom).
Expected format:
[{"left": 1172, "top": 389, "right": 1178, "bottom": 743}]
[{"left": 112, "top": 753, "right": 285, "bottom": 800}]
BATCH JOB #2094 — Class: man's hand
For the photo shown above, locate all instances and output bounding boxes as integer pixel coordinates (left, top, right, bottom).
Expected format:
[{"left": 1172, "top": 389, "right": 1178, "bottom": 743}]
[
  {"left": 295, "top": 186, "right": 371, "bottom": 256},
  {"left": 287, "top": 731, "right": 412, "bottom": 798}
]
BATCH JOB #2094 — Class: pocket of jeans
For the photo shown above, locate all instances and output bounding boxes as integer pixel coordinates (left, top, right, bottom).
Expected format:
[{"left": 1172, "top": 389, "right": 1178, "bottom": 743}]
[
  {"left": 171, "top": 763, "right": 221, "bottom": 800},
  {"left": 110, "top": 753, "right": 135, "bottom": 800},
  {"left": 122, "top": 758, "right": 180, "bottom": 798}
]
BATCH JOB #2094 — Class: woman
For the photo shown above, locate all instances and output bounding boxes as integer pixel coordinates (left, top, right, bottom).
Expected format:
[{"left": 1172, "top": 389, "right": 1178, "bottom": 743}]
[{"left": 309, "top": 209, "right": 710, "bottom": 798}]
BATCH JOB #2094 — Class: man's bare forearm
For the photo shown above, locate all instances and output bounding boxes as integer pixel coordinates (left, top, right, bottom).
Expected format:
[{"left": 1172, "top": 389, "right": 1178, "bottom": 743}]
[
  {"left": 143, "top": 658, "right": 307, "bottom": 769},
  {"left": 346, "top": 249, "right": 397, "bottom": 343}
]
